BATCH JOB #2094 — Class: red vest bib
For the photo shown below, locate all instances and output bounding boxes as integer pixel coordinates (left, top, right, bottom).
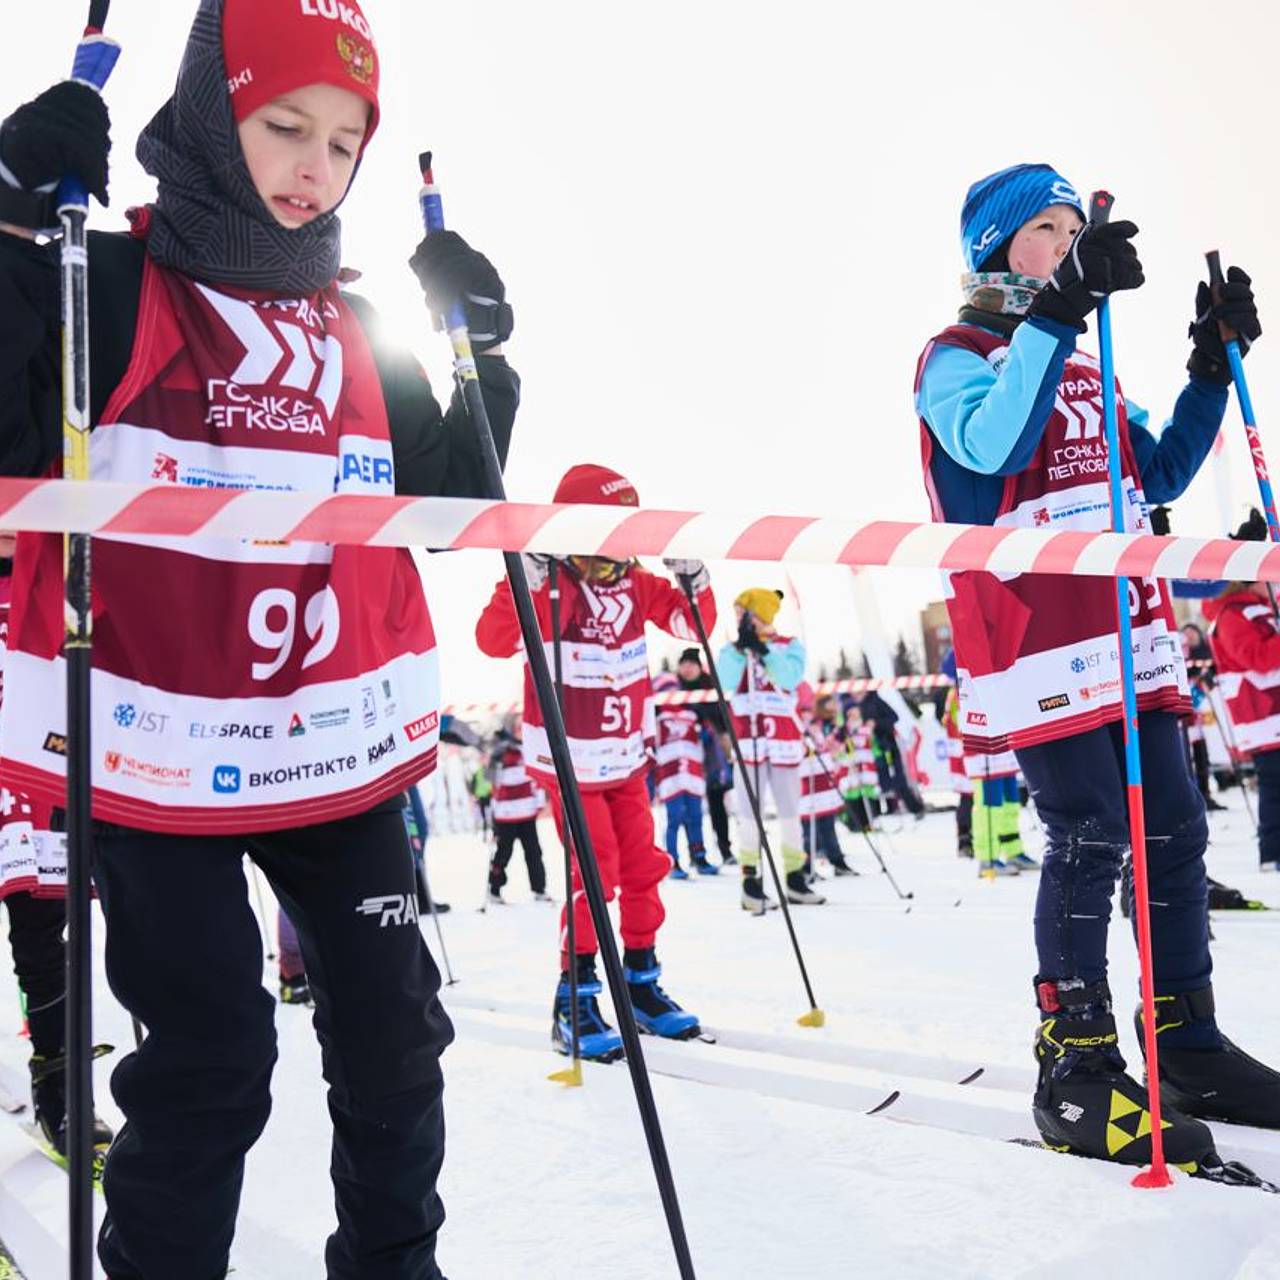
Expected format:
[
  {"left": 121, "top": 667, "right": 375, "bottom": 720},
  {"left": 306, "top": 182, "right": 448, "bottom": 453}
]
[
  {"left": 729, "top": 639, "right": 804, "bottom": 768},
  {"left": 492, "top": 745, "right": 542, "bottom": 822},
  {"left": 655, "top": 707, "right": 705, "bottom": 800},
  {"left": 918, "top": 323, "right": 1186, "bottom": 752},
  {"left": 0, "top": 260, "right": 440, "bottom": 834}
]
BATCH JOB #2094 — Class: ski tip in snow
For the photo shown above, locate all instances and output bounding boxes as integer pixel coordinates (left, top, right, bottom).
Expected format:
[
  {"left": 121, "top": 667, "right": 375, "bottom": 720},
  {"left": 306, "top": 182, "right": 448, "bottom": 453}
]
[{"left": 865, "top": 1090, "right": 900, "bottom": 1116}]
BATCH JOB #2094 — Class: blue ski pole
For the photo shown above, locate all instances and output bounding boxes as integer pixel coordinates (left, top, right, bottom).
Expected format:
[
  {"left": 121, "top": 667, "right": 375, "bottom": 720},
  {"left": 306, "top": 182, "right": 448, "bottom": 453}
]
[
  {"left": 1205, "top": 250, "right": 1279, "bottom": 542},
  {"left": 416, "top": 154, "right": 696, "bottom": 1278},
  {"left": 1091, "top": 189, "right": 1171, "bottom": 1189},
  {"left": 58, "top": 2, "right": 121, "bottom": 1273}
]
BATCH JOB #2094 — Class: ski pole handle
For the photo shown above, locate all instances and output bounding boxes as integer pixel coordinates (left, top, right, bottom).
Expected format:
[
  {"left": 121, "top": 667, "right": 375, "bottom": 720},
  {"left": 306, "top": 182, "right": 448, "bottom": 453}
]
[
  {"left": 1089, "top": 189, "right": 1113, "bottom": 227},
  {"left": 1205, "top": 249, "right": 1242, "bottom": 345},
  {"left": 56, "top": 0, "right": 122, "bottom": 214},
  {"left": 416, "top": 152, "right": 479, "bottom": 386}
]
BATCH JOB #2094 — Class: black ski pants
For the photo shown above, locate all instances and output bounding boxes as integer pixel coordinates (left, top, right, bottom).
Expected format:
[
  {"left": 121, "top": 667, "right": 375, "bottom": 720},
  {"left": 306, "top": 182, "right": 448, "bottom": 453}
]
[
  {"left": 705, "top": 783, "right": 732, "bottom": 859},
  {"left": 94, "top": 804, "right": 454, "bottom": 1280},
  {"left": 1252, "top": 746, "right": 1280, "bottom": 868},
  {"left": 6, "top": 892, "right": 67, "bottom": 1056},
  {"left": 489, "top": 818, "right": 547, "bottom": 894},
  {"left": 1016, "top": 711, "right": 1213, "bottom": 1040}
]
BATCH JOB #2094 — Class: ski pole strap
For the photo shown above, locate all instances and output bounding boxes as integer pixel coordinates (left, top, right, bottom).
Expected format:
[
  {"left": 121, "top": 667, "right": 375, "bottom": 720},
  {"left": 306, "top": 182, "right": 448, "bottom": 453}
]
[{"left": 56, "top": 28, "right": 122, "bottom": 214}]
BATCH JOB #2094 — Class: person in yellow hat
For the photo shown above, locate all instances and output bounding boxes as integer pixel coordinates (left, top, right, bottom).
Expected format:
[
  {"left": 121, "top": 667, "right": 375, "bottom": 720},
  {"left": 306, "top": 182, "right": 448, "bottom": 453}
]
[{"left": 716, "top": 589, "right": 825, "bottom": 910}]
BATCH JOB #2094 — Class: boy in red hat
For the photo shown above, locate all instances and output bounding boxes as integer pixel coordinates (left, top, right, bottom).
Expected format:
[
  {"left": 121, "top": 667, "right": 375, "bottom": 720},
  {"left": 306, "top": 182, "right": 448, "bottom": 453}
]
[
  {"left": 476, "top": 464, "right": 715, "bottom": 1060},
  {"left": 0, "top": 0, "right": 519, "bottom": 1273}
]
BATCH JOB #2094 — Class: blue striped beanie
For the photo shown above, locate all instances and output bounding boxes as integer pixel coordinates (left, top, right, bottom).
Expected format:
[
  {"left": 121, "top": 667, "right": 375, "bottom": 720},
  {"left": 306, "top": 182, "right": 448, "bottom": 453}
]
[{"left": 960, "top": 164, "right": 1084, "bottom": 271}]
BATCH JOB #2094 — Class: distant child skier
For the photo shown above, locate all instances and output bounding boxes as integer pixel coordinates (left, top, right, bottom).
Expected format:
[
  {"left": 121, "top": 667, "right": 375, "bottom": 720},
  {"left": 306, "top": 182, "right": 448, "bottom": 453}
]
[
  {"left": 487, "top": 713, "right": 550, "bottom": 903},
  {"left": 476, "top": 464, "right": 713, "bottom": 1060},
  {"left": 916, "top": 160, "right": 1280, "bottom": 1168},
  {"left": 676, "top": 647, "right": 737, "bottom": 865},
  {"left": 798, "top": 692, "right": 856, "bottom": 877},
  {"left": 717, "top": 589, "right": 826, "bottom": 910},
  {"left": 1205, "top": 511, "right": 1280, "bottom": 871},
  {"left": 652, "top": 673, "right": 717, "bottom": 878}
]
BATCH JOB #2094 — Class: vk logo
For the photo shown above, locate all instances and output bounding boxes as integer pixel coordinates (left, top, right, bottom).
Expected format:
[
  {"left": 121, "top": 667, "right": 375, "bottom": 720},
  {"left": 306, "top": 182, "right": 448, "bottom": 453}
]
[{"left": 212, "top": 765, "right": 242, "bottom": 794}]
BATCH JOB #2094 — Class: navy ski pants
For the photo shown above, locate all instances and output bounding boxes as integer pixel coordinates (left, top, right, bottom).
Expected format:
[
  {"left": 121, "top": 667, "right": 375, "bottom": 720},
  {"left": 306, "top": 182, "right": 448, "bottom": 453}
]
[
  {"left": 1016, "top": 711, "right": 1212, "bottom": 1009},
  {"left": 1252, "top": 746, "right": 1280, "bottom": 867},
  {"left": 94, "top": 803, "right": 454, "bottom": 1280}
]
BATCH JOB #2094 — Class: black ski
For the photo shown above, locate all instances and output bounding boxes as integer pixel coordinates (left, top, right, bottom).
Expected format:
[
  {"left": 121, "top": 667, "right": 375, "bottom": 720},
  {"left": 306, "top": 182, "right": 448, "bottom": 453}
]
[{"left": 1007, "top": 1137, "right": 1280, "bottom": 1193}]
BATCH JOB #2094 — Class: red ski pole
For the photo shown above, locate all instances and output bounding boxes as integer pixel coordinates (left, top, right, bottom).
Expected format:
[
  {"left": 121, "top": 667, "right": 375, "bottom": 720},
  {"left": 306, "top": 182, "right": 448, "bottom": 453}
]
[{"left": 1092, "top": 189, "right": 1171, "bottom": 1189}]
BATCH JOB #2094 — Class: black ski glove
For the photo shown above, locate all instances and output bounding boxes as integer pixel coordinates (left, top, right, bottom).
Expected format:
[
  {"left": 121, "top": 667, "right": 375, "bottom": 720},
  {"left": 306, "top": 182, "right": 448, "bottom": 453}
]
[
  {"left": 0, "top": 82, "right": 110, "bottom": 208},
  {"left": 408, "top": 230, "right": 513, "bottom": 352},
  {"left": 1231, "top": 507, "right": 1269, "bottom": 542},
  {"left": 1188, "top": 266, "right": 1261, "bottom": 384},
  {"left": 736, "top": 613, "right": 768, "bottom": 657},
  {"left": 1027, "top": 220, "right": 1144, "bottom": 332}
]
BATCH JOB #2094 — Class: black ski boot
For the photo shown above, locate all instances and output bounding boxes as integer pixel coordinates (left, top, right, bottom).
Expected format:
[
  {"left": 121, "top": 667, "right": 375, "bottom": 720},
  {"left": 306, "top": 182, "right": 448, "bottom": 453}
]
[
  {"left": 740, "top": 868, "right": 776, "bottom": 915},
  {"left": 30, "top": 1048, "right": 115, "bottom": 1169},
  {"left": 279, "top": 973, "right": 313, "bottom": 1006},
  {"left": 551, "top": 956, "right": 623, "bottom": 1063},
  {"left": 624, "top": 948, "right": 701, "bottom": 1040},
  {"left": 1136, "top": 985, "right": 1280, "bottom": 1129},
  {"left": 1033, "top": 978, "right": 1213, "bottom": 1167}
]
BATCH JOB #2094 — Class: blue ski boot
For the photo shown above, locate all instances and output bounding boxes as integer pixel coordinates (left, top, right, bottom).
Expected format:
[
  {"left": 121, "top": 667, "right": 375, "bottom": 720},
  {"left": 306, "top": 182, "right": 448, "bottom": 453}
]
[
  {"left": 624, "top": 948, "right": 701, "bottom": 1040},
  {"left": 691, "top": 851, "right": 720, "bottom": 876},
  {"left": 552, "top": 957, "right": 623, "bottom": 1063},
  {"left": 669, "top": 862, "right": 690, "bottom": 881}
]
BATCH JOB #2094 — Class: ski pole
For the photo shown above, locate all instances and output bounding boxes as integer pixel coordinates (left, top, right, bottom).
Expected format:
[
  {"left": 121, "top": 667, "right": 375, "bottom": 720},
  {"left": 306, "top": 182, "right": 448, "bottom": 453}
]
[
  {"left": 1092, "top": 189, "right": 1171, "bottom": 1189},
  {"left": 676, "top": 575, "right": 825, "bottom": 1026},
  {"left": 417, "top": 857, "right": 457, "bottom": 987},
  {"left": 1207, "top": 250, "right": 1278, "bottom": 540},
  {"left": 247, "top": 861, "right": 276, "bottom": 961},
  {"left": 1207, "top": 678, "right": 1259, "bottom": 835},
  {"left": 547, "top": 559, "right": 581, "bottom": 1085},
  {"left": 794, "top": 715, "right": 913, "bottom": 902},
  {"left": 981, "top": 753, "right": 995, "bottom": 882},
  {"left": 59, "top": 4, "right": 121, "bottom": 1272},
  {"left": 418, "top": 155, "right": 695, "bottom": 1279}
]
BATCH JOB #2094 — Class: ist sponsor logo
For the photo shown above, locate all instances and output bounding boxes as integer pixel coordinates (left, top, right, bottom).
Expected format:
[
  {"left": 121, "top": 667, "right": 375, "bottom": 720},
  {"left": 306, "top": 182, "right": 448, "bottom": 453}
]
[
  {"left": 113, "top": 704, "right": 171, "bottom": 734},
  {"left": 404, "top": 711, "right": 439, "bottom": 743}
]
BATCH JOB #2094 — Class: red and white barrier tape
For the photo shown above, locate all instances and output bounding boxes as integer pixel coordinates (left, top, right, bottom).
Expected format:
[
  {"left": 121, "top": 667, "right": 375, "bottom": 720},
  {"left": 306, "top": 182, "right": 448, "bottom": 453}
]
[{"left": 0, "top": 478, "right": 1274, "bottom": 582}]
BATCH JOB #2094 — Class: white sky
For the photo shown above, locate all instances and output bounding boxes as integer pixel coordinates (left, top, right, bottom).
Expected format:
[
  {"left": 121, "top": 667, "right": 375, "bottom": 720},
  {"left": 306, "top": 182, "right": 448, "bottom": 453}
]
[{"left": 22, "top": 0, "right": 1280, "bottom": 707}]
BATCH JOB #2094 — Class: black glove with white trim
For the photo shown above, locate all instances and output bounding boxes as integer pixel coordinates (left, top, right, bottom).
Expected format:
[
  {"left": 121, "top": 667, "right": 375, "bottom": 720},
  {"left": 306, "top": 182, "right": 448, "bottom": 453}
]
[
  {"left": 0, "top": 82, "right": 110, "bottom": 214},
  {"left": 1027, "top": 220, "right": 1144, "bottom": 332},
  {"left": 408, "top": 230, "right": 513, "bottom": 351},
  {"left": 1188, "top": 266, "right": 1261, "bottom": 384}
]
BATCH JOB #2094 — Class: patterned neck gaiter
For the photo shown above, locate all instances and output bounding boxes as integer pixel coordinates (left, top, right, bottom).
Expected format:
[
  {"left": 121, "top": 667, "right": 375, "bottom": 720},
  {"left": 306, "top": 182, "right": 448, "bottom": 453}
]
[
  {"left": 135, "top": 0, "right": 347, "bottom": 296},
  {"left": 960, "top": 270, "right": 1048, "bottom": 317}
]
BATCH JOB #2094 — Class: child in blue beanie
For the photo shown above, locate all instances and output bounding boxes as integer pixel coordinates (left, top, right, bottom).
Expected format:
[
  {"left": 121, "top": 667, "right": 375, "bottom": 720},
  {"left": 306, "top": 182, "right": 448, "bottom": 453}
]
[{"left": 915, "top": 161, "right": 1280, "bottom": 1168}]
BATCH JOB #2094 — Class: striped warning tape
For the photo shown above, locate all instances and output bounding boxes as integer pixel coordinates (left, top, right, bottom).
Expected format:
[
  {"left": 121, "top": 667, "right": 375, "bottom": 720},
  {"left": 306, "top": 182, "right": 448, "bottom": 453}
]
[{"left": 0, "top": 478, "right": 1274, "bottom": 582}]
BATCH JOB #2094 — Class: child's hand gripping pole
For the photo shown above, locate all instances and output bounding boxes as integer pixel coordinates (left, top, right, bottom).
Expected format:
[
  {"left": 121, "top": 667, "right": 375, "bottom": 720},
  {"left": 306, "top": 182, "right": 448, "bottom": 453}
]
[
  {"left": 1091, "top": 189, "right": 1172, "bottom": 1190},
  {"left": 1206, "top": 249, "right": 1279, "bottom": 542}
]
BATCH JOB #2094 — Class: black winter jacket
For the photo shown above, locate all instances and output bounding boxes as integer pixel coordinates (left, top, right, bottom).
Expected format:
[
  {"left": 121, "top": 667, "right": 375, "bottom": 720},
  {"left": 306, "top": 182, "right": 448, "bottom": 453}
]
[{"left": 0, "top": 229, "right": 519, "bottom": 490}]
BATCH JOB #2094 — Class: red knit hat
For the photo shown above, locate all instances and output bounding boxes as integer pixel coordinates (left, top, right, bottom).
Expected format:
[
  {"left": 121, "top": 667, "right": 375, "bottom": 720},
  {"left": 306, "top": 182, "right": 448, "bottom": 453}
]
[
  {"left": 222, "top": 0, "right": 381, "bottom": 147},
  {"left": 554, "top": 464, "right": 639, "bottom": 507}
]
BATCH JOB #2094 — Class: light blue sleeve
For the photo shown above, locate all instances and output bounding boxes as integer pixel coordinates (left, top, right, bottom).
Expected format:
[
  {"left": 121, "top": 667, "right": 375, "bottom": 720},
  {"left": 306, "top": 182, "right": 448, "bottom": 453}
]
[
  {"left": 716, "top": 643, "right": 746, "bottom": 694},
  {"left": 916, "top": 317, "right": 1078, "bottom": 476},
  {"left": 763, "top": 637, "right": 806, "bottom": 692}
]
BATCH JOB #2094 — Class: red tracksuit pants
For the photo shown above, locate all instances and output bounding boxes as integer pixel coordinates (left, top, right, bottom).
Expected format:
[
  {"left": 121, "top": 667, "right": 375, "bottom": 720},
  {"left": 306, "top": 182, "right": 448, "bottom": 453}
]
[{"left": 548, "top": 771, "right": 670, "bottom": 965}]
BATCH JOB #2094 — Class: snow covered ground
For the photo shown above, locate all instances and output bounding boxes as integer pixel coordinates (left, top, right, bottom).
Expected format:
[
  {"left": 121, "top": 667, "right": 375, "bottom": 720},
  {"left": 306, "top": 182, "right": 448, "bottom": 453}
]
[{"left": 1, "top": 793, "right": 1279, "bottom": 1278}]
